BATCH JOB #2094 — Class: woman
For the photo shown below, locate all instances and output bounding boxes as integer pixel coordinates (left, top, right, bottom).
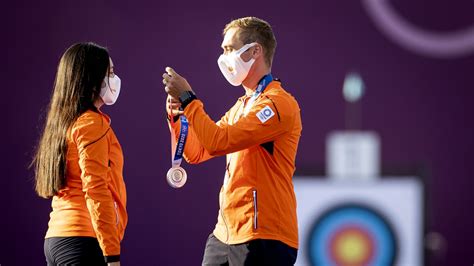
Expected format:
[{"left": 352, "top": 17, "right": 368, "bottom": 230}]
[{"left": 32, "top": 42, "right": 127, "bottom": 266}]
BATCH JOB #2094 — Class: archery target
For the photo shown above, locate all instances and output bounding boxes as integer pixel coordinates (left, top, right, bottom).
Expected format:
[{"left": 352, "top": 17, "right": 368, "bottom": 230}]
[
  {"left": 307, "top": 204, "right": 397, "bottom": 266},
  {"left": 294, "top": 178, "right": 423, "bottom": 266}
]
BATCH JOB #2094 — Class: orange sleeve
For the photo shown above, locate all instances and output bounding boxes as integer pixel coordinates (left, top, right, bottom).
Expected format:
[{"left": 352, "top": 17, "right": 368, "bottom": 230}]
[
  {"left": 73, "top": 115, "right": 120, "bottom": 257},
  {"left": 183, "top": 96, "right": 295, "bottom": 156},
  {"left": 168, "top": 110, "right": 229, "bottom": 164}
]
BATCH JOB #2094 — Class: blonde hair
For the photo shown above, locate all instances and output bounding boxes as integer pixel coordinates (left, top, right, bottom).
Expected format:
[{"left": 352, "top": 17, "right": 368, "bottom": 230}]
[{"left": 223, "top": 17, "right": 277, "bottom": 67}]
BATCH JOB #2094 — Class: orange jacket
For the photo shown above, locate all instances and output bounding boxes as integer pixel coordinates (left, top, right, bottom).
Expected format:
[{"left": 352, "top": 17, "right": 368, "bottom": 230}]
[
  {"left": 170, "top": 80, "right": 302, "bottom": 248},
  {"left": 45, "top": 110, "right": 127, "bottom": 258}
]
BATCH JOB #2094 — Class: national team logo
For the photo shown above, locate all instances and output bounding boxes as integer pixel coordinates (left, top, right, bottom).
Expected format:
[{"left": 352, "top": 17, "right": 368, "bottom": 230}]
[{"left": 256, "top": 105, "right": 275, "bottom": 123}]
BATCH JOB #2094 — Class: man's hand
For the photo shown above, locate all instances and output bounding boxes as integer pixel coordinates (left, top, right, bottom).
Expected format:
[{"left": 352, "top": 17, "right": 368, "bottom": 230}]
[
  {"left": 166, "top": 95, "right": 184, "bottom": 117},
  {"left": 162, "top": 67, "right": 193, "bottom": 99}
]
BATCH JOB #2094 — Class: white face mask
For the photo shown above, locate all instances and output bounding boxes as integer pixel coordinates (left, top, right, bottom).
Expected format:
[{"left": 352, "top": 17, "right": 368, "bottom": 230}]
[
  {"left": 217, "top": 42, "right": 257, "bottom": 86},
  {"left": 100, "top": 74, "right": 121, "bottom": 105}
]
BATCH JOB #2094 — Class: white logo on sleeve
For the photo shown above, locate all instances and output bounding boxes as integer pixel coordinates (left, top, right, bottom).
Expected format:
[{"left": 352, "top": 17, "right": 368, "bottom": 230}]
[{"left": 256, "top": 105, "right": 275, "bottom": 123}]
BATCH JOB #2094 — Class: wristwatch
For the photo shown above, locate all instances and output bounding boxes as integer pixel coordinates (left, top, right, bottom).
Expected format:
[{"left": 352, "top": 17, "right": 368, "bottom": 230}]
[{"left": 179, "top": 90, "right": 197, "bottom": 110}]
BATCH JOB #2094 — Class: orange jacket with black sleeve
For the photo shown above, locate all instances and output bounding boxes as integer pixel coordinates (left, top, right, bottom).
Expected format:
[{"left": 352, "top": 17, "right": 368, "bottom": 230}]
[
  {"left": 169, "top": 80, "right": 302, "bottom": 249},
  {"left": 45, "top": 110, "right": 128, "bottom": 261}
]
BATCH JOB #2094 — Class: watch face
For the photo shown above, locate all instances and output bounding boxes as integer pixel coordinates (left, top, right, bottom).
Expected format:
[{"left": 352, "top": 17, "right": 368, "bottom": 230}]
[
  {"left": 179, "top": 91, "right": 196, "bottom": 108},
  {"left": 180, "top": 91, "right": 194, "bottom": 102},
  {"left": 179, "top": 91, "right": 189, "bottom": 102}
]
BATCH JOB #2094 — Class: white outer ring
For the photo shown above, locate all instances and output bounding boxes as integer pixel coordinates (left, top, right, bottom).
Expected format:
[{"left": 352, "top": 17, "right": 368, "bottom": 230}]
[{"left": 362, "top": 0, "right": 474, "bottom": 58}]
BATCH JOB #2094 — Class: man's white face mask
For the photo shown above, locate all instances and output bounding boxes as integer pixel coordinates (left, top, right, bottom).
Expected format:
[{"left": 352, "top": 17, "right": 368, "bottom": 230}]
[
  {"left": 217, "top": 42, "right": 257, "bottom": 86},
  {"left": 100, "top": 74, "right": 121, "bottom": 105}
]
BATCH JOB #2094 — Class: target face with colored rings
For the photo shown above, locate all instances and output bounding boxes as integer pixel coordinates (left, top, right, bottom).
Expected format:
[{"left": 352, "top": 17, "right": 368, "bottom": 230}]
[{"left": 307, "top": 204, "right": 398, "bottom": 266}]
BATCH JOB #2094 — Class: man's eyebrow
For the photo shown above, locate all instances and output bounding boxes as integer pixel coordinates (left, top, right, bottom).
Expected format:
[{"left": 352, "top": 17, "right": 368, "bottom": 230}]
[{"left": 222, "top": 45, "right": 234, "bottom": 49}]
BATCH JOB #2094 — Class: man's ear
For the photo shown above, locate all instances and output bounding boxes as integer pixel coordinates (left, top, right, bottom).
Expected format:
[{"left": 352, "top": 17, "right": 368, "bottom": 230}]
[{"left": 252, "top": 44, "right": 264, "bottom": 59}]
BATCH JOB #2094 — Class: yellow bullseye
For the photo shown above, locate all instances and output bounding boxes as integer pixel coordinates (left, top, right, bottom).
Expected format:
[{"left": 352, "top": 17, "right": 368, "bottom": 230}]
[{"left": 332, "top": 229, "right": 373, "bottom": 265}]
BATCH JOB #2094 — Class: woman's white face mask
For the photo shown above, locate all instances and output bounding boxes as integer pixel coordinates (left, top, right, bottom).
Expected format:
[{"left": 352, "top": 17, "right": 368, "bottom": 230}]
[
  {"left": 100, "top": 74, "right": 121, "bottom": 105},
  {"left": 217, "top": 42, "right": 257, "bottom": 86}
]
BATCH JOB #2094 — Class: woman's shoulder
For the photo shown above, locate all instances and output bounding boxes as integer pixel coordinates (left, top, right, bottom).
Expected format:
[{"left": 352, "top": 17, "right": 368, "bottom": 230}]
[{"left": 70, "top": 110, "right": 110, "bottom": 145}]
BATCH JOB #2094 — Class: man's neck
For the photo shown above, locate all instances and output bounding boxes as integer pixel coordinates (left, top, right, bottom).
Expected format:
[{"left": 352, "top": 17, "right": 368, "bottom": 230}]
[{"left": 242, "top": 65, "right": 271, "bottom": 96}]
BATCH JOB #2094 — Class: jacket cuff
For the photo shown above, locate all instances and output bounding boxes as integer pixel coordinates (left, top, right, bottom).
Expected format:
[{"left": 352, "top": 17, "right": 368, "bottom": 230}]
[{"left": 104, "top": 255, "right": 120, "bottom": 263}]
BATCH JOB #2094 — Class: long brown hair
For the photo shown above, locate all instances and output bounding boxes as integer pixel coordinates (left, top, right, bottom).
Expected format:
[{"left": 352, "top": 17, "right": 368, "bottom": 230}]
[{"left": 33, "top": 42, "right": 110, "bottom": 198}]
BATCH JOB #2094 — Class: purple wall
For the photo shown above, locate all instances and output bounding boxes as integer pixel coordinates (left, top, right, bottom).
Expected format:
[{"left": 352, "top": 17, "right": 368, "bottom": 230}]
[{"left": 2, "top": 0, "right": 473, "bottom": 265}]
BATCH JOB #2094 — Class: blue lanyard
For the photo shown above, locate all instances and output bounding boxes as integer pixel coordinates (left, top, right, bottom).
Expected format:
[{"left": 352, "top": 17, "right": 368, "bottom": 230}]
[
  {"left": 243, "top": 74, "right": 273, "bottom": 115},
  {"left": 253, "top": 73, "right": 273, "bottom": 99},
  {"left": 172, "top": 116, "right": 189, "bottom": 165}
]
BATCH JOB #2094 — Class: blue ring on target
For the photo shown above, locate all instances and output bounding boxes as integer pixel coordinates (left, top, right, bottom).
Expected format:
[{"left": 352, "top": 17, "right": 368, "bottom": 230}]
[{"left": 306, "top": 204, "right": 398, "bottom": 266}]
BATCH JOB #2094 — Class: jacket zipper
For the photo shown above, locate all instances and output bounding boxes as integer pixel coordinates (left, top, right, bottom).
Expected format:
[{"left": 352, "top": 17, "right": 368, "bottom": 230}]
[
  {"left": 253, "top": 190, "right": 258, "bottom": 230},
  {"left": 114, "top": 201, "right": 119, "bottom": 226},
  {"left": 220, "top": 104, "right": 243, "bottom": 243},
  {"left": 220, "top": 193, "right": 230, "bottom": 243}
]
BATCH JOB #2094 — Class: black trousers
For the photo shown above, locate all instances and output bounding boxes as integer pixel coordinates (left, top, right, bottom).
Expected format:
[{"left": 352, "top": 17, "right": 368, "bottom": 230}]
[
  {"left": 202, "top": 233, "right": 297, "bottom": 266},
  {"left": 44, "top": 237, "right": 106, "bottom": 266}
]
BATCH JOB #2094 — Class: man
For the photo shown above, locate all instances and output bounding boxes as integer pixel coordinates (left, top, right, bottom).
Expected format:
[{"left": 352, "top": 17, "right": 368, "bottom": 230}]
[{"left": 163, "top": 17, "right": 302, "bottom": 265}]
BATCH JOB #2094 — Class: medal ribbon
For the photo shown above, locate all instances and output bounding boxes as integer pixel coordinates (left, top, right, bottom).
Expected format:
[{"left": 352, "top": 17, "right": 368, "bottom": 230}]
[{"left": 170, "top": 115, "right": 189, "bottom": 167}]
